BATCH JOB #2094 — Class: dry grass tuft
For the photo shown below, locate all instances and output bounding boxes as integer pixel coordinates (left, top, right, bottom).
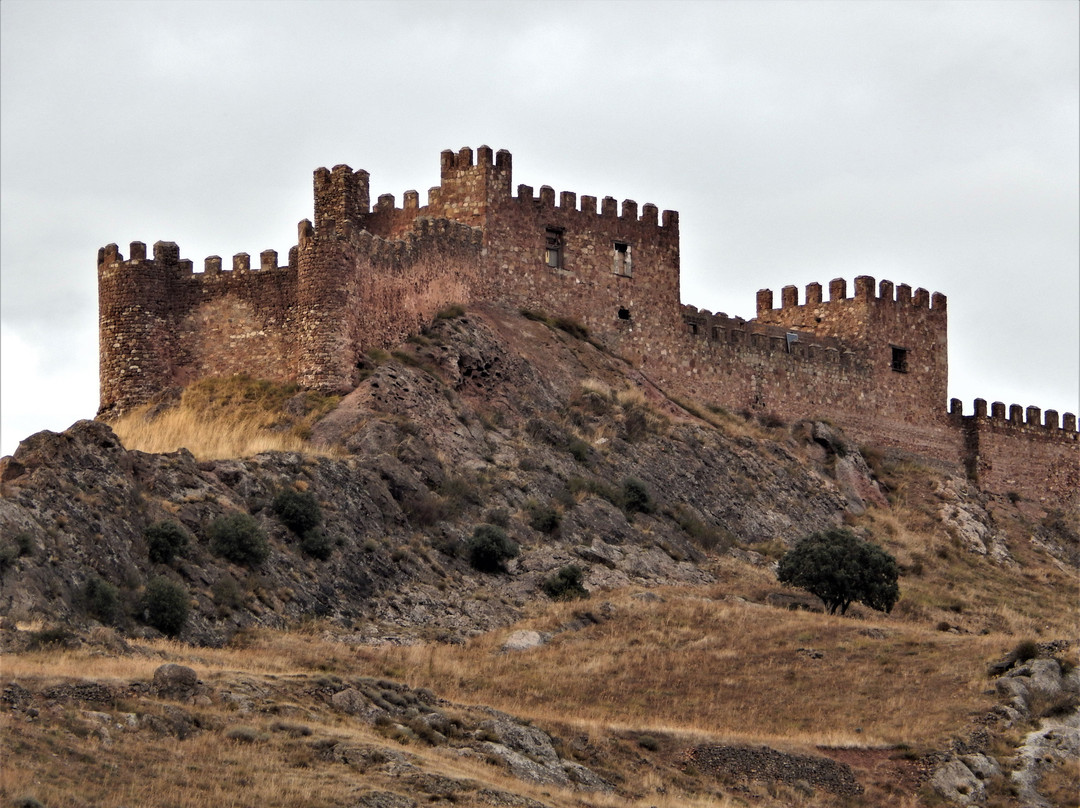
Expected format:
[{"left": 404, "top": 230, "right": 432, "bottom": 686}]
[{"left": 109, "top": 375, "right": 340, "bottom": 460}]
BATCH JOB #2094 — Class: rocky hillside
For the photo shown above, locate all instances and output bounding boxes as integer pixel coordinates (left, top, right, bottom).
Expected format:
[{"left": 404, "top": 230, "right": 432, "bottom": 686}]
[
  {"left": 0, "top": 304, "right": 875, "bottom": 643},
  {"left": 1, "top": 304, "right": 1077, "bottom": 808}
]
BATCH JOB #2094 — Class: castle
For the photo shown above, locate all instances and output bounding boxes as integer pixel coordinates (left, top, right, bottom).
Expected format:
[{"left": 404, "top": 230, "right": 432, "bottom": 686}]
[{"left": 97, "top": 146, "right": 1078, "bottom": 506}]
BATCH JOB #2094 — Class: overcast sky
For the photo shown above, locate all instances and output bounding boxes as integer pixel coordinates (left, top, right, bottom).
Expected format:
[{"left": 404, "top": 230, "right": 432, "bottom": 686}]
[{"left": 2, "top": 0, "right": 1077, "bottom": 457}]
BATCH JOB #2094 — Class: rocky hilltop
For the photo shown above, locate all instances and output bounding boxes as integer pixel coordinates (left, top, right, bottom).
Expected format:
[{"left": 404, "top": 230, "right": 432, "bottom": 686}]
[
  {"left": 0, "top": 304, "right": 874, "bottom": 642},
  {"left": 1, "top": 305, "right": 1076, "bottom": 808}
]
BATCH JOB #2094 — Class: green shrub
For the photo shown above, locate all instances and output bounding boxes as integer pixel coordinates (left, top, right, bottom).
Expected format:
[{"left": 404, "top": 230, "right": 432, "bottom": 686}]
[
  {"left": 465, "top": 525, "right": 519, "bottom": 573},
  {"left": 272, "top": 489, "right": 322, "bottom": 535},
  {"left": 622, "top": 477, "right": 654, "bottom": 515},
  {"left": 12, "top": 532, "right": 34, "bottom": 556},
  {"left": 401, "top": 491, "right": 450, "bottom": 527},
  {"left": 0, "top": 531, "right": 34, "bottom": 572},
  {"left": 568, "top": 438, "right": 592, "bottom": 464},
  {"left": 84, "top": 576, "right": 122, "bottom": 625},
  {"left": 637, "top": 735, "right": 660, "bottom": 751},
  {"left": 527, "top": 502, "right": 561, "bottom": 534},
  {"left": 777, "top": 528, "right": 899, "bottom": 615},
  {"left": 208, "top": 513, "right": 269, "bottom": 566},
  {"left": 0, "top": 543, "right": 19, "bottom": 573},
  {"left": 145, "top": 520, "right": 190, "bottom": 563},
  {"left": 142, "top": 577, "right": 190, "bottom": 636},
  {"left": 300, "top": 529, "right": 333, "bottom": 561},
  {"left": 542, "top": 565, "right": 588, "bottom": 600}
]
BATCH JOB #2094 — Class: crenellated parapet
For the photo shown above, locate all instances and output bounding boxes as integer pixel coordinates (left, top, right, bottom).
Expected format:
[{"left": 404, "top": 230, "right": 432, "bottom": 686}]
[
  {"left": 756, "top": 275, "right": 946, "bottom": 327},
  {"left": 951, "top": 398, "right": 1079, "bottom": 438},
  {"left": 511, "top": 184, "right": 678, "bottom": 232},
  {"left": 951, "top": 398, "right": 1079, "bottom": 503},
  {"left": 681, "top": 304, "right": 852, "bottom": 366}
]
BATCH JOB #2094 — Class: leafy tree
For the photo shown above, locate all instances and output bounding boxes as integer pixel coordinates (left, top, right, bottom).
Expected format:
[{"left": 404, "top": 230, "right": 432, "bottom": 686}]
[
  {"left": 142, "top": 577, "right": 190, "bottom": 636},
  {"left": 84, "top": 575, "right": 122, "bottom": 625},
  {"left": 776, "top": 528, "right": 899, "bottom": 615}
]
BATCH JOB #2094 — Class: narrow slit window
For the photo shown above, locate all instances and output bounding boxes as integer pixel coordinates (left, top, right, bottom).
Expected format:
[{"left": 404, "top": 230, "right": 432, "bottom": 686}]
[
  {"left": 891, "top": 346, "right": 909, "bottom": 373},
  {"left": 545, "top": 227, "right": 564, "bottom": 269},
  {"left": 613, "top": 241, "right": 632, "bottom": 276}
]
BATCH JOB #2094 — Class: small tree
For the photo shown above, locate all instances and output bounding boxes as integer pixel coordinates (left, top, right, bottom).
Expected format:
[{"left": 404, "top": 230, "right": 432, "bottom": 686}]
[
  {"left": 776, "top": 528, "right": 899, "bottom": 615},
  {"left": 142, "top": 577, "right": 190, "bottom": 636}
]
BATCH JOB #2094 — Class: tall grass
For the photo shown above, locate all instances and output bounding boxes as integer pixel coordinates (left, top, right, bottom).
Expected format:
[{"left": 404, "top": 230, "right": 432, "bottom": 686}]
[{"left": 109, "top": 375, "right": 340, "bottom": 460}]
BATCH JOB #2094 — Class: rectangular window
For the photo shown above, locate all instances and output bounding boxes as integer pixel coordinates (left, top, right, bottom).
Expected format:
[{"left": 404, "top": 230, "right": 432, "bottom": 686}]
[
  {"left": 545, "top": 227, "right": 564, "bottom": 269},
  {"left": 613, "top": 241, "right": 632, "bottom": 276},
  {"left": 891, "top": 346, "right": 909, "bottom": 373}
]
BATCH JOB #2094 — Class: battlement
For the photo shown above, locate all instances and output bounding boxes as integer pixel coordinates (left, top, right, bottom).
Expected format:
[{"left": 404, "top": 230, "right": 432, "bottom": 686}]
[
  {"left": 323, "top": 216, "right": 483, "bottom": 267},
  {"left": 756, "top": 276, "right": 946, "bottom": 316},
  {"left": 98, "top": 240, "right": 294, "bottom": 276},
  {"left": 951, "top": 398, "right": 1079, "bottom": 437},
  {"left": 510, "top": 184, "right": 678, "bottom": 230},
  {"left": 681, "top": 304, "right": 852, "bottom": 365}
]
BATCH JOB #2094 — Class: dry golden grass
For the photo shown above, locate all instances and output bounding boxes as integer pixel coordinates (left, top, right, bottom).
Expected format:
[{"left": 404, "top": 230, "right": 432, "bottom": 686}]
[
  {"left": 362, "top": 589, "right": 1013, "bottom": 751},
  {"left": 109, "top": 375, "right": 340, "bottom": 460}
]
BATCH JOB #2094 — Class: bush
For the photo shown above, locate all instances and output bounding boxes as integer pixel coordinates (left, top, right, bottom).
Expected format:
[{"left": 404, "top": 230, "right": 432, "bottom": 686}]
[
  {"left": 145, "top": 520, "right": 190, "bottom": 563},
  {"left": 622, "top": 477, "right": 654, "bottom": 515},
  {"left": 84, "top": 576, "right": 122, "bottom": 625},
  {"left": 568, "top": 438, "right": 592, "bottom": 464},
  {"left": 777, "top": 528, "right": 899, "bottom": 615},
  {"left": 300, "top": 529, "right": 333, "bottom": 561},
  {"left": 465, "top": 525, "right": 519, "bottom": 573},
  {"left": 208, "top": 513, "right": 269, "bottom": 566},
  {"left": 542, "top": 565, "right": 588, "bottom": 600},
  {"left": 142, "top": 577, "right": 190, "bottom": 636},
  {"left": 1012, "top": 639, "right": 1040, "bottom": 664},
  {"left": 0, "top": 531, "right": 34, "bottom": 573},
  {"left": 527, "top": 502, "right": 561, "bottom": 534},
  {"left": 0, "top": 543, "right": 19, "bottom": 573},
  {"left": 272, "top": 489, "right": 322, "bottom": 535}
]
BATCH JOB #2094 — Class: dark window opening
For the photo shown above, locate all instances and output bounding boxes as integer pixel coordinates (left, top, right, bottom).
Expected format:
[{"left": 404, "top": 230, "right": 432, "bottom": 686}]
[
  {"left": 711, "top": 326, "right": 721, "bottom": 340},
  {"left": 688, "top": 322, "right": 699, "bottom": 335},
  {"left": 891, "top": 346, "right": 909, "bottom": 373},
  {"left": 545, "top": 227, "right": 564, "bottom": 269},
  {"left": 618, "top": 307, "right": 631, "bottom": 320},
  {"left": 613, "top": 241, "right": 632, "bottom": 276}
]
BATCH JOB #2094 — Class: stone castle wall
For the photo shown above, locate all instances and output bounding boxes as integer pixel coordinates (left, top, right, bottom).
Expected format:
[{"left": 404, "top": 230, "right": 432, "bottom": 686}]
[{"left": 97, "top": 146, "right": 1077, "bottom": 506}]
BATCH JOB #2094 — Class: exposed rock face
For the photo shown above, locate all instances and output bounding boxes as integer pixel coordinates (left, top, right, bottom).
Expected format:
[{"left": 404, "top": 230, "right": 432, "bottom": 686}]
[
  {"left": 687, "top": 744, "right": 863, "bottom": 797},
  {"left": 932, "top": 650, "right": 1080, "bottom": 807}
]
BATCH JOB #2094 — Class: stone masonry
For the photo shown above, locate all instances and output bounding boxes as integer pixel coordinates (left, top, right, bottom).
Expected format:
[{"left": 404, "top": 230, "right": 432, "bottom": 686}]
[{"left": 97, "top": 146, "right": 1078, "bottom": 505}]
